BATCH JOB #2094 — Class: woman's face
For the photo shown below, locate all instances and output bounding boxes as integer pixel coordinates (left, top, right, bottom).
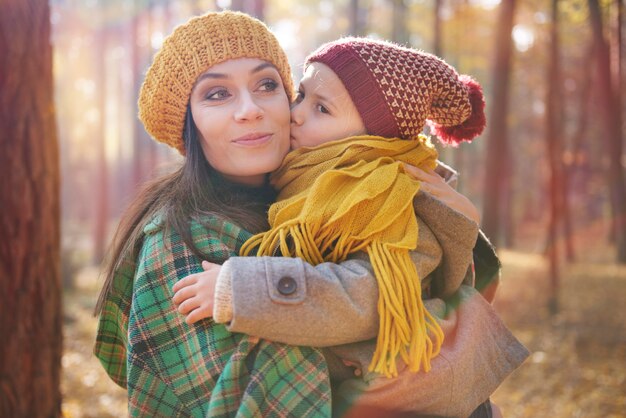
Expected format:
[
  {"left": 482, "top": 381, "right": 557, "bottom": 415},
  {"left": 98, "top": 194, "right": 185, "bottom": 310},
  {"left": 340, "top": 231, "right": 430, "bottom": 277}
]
[
  {"left": 189, "top": 58, "right": 291, "bottom": 186},
  {"left": 289, "top": 62, "right": 366, "bottom": 149}
]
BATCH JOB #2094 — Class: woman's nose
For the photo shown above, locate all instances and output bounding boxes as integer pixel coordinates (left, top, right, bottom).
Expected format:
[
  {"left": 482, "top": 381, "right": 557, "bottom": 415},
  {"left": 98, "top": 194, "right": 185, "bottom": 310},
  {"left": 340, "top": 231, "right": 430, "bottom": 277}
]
[{"left": 234, "top": 92, "right": 264, "bottom": 121}]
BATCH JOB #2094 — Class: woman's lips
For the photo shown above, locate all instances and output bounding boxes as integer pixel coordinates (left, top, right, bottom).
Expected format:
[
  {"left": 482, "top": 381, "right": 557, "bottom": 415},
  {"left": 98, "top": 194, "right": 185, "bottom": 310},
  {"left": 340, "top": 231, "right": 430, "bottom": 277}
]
[{"left": 232, "top": 132, "right": 272, "bottom": 146}]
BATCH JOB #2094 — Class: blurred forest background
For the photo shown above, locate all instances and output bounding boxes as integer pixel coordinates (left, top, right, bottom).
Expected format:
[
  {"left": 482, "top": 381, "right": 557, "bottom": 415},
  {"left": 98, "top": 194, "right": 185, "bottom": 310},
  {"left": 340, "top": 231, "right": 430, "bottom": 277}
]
[{"left": 1, "top": 0, "right": 625, "bottom": 417}]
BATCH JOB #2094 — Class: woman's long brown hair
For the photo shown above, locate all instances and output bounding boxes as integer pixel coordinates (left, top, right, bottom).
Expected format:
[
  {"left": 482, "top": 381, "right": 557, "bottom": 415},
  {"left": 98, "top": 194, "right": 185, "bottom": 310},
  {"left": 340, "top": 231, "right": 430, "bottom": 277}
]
[{"left": 94, "top": 107, "right": 275, "bottom": 315}]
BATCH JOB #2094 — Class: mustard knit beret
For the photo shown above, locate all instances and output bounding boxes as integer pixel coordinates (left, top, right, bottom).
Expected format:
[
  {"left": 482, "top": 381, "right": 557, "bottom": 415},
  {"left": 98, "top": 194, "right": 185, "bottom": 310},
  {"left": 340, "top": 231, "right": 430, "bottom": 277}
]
[{"left": 138, "top": 11, "right": 294, "bottom": 154}]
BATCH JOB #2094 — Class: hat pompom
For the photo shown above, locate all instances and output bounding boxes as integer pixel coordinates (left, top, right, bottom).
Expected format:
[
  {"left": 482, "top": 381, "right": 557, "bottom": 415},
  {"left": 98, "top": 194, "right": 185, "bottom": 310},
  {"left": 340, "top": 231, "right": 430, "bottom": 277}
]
[{"left": 429, "top": 75, "right": 486, "bottom": 146}]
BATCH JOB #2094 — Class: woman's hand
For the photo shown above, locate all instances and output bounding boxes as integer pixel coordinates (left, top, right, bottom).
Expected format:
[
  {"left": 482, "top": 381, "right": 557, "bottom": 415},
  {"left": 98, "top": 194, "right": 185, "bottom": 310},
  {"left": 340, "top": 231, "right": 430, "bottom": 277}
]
[
  {"left": 491, "top": 402, "right": 503, "bottom": 418},
  {"left": 172, "top": 260, "right": 221, "bottom": 324},
  {"left": 403, "top": 164, "right": 481, "bottom": 225}
]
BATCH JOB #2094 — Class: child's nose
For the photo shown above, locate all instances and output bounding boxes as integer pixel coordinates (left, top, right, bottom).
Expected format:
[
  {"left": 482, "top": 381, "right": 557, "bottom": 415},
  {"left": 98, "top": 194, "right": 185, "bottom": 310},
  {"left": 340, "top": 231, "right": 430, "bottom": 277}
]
[{"left": 290, "top": 102, "right": 303, "bottom": 126}]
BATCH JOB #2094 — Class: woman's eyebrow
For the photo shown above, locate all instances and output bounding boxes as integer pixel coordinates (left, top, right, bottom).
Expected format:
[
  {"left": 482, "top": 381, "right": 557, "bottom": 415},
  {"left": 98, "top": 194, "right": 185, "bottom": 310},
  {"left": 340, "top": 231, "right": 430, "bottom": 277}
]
[
  {"left": 194, "top": 63, "right": 275, "bottom": 87},
  {"left": 194, "top": 71, "right": 228, "bottom": 86},
  {"left": 251, "top": 62, "right": 274, "bottom": 74}
]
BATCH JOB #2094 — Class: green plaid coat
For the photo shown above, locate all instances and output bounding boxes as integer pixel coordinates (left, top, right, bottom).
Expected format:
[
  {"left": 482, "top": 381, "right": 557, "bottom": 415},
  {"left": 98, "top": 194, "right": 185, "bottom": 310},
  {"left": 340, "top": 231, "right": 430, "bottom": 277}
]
[{"left": 94, "top": 214, "right": 331, "bottom": 417}]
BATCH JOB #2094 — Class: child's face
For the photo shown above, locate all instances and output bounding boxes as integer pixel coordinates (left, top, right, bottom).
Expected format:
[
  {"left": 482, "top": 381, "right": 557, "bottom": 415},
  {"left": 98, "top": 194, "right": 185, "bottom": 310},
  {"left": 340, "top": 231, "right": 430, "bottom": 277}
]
[{"left": 290, "top": 62, "right": 366, "bottom": 149}]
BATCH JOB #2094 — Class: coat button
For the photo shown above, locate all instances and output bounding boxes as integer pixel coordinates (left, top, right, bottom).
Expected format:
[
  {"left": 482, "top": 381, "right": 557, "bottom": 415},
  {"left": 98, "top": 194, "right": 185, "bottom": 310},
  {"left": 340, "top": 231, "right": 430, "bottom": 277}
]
[{"left": 277, "top": 276, "right": 297, "bottom": 296}]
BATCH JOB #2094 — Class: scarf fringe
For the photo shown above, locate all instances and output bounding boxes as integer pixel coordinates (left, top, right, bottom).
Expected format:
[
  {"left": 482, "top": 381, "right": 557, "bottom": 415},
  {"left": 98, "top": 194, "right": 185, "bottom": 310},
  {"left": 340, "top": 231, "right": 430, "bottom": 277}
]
[
  {"left": 367, "top": 241, "right": 444, "bottom": 377},
  {"left": 241, "top": 222, "right": 445, "bottom": 378}
]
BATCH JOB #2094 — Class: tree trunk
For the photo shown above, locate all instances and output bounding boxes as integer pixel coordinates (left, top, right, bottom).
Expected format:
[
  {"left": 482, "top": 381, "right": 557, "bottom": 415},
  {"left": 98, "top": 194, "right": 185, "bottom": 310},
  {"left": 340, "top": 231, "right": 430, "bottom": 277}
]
[
  {"left": 145, "top": 0, "right": 159, "bottom": 178},
  {"left": 611, "top": 0, "right": 624, "bottom": 254},
  {"left": 588, "top": 0, "right": 626, "bottom": 262},
  {"left": 131, "top": 1, "right": 152, "bottom": 189},
  {"left": 131, "top": 7, "right": 143, "bottom": 188},
  {"left": 248, "top": 0, "right": 265, "bottom": 20},
  {"left": 560, "top": 160, "right": 575, "bottom": 261},
  {"left": 433, "top": 0, "right": 442, "bottom": 57},
  {"left": 0, "top": 0, "right": 62, "bottom": 416},
  {"left": 615, "top": 0, "right": 626, "bottom": 142},
  {"left": 231, "top": 0, "right": 264, "bottom": 19},
  {"left": 391, "top": 0, "right": 408, "bottom": 44},
  {"left": 482, "top": 0, "right": 516, "bottom": 246},
  {"left": 349, "top": 0, "right": 365, "bottom": 36},
  {"left": 545, "top": 0, "right": 563, "bottom": 314},
  {"left": 432, "top": 0, "right": 457, "bottom": 168},
  {"left": 93, "top": 25, "right": 109, "bottom": 264},
  {"left": 502, "top": 148, "right": 515, "bottom": 247},
  {"left": 562, "top": 43, "right": 596, "bottom": 263}
]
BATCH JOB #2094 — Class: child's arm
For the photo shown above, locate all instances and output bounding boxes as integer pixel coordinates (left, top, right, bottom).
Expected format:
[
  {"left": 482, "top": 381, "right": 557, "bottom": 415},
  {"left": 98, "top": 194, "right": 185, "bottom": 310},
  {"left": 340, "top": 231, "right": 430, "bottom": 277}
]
[
  {"left": 171, "top": 210, "right": 447, "bottom": 342},
  {"left": 172, "top": 260, "right": 219, "bottom": 324},
  {"left": 172, "top": 242, "right": 437, "bottom": 343}
]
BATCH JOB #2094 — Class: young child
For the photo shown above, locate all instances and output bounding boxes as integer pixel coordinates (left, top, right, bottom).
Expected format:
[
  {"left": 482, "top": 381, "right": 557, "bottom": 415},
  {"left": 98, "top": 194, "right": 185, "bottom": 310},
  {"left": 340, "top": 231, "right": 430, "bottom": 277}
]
[
  {"left": 248, "top": 36, "right": 488, "bottom": 376},
  {"left": 173, "top": 38, "right": 527, "bottom": 417}
]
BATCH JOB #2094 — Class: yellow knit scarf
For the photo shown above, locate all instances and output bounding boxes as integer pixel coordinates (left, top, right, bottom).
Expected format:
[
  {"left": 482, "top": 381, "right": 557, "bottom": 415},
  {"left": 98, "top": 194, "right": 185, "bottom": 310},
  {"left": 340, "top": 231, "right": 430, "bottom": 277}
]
[{"left": 241, "top": 135, "right": 444, "bottom": 377}]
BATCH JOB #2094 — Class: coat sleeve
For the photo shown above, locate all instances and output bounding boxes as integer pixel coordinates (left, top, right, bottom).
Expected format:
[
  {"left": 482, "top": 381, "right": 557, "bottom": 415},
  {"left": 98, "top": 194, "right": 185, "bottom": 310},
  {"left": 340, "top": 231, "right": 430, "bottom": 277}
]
[
  {"left": 331, "top": 286, "right": 529, "bottom": 418},
  {"left": 412, "top": 191, "right": 479, "bottom": 297},
  {"left": 472, "top": 229, "right": 501, "bottom": 302},
  {"left": 219, "top": 192, "right": 478, "bottom": 347}
]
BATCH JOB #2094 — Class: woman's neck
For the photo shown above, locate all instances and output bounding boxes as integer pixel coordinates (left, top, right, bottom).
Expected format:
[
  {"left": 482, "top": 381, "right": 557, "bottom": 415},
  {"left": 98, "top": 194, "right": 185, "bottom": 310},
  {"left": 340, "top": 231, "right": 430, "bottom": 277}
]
[{"left": 221, "top": 173, "right": 267, "bottom": 187}]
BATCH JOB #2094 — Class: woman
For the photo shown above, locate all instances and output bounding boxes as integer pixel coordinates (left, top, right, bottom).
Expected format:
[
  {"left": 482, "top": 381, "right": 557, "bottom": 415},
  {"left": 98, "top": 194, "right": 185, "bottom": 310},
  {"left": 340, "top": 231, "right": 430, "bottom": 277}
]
[
  {"left": 94, "top": 11, "right": 334, "bottom": 416},
  {"left": 94, "top": 10, "right": 525, "bottom": 417}
]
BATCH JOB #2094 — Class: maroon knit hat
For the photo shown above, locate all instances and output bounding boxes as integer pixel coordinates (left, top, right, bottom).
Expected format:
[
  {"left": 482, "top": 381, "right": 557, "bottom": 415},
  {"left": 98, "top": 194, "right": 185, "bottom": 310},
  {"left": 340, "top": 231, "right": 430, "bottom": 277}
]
[{"left": 305, "top": 37, "right": 486, "bottom": 145}]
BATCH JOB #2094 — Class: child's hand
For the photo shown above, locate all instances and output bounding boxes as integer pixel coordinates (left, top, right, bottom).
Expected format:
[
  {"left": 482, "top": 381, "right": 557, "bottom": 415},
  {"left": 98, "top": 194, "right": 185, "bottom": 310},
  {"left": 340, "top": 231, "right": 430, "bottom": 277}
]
[
  {"left": 403, "top": 164, "right": 481, "bottom": 225},
  {"left": 172, "top": 260, "right": 221, "bottom": 324}
]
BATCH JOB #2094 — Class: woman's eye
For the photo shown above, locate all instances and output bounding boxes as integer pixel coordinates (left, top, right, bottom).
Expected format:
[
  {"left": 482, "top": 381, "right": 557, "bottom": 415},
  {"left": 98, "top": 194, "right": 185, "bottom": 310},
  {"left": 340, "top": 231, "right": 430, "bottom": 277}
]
[
  {"left": 206, "top": 89, "right": 230, "bottom": 100},
  {"left": 259, "top": 79, "right": 278, "bottom": 92}
]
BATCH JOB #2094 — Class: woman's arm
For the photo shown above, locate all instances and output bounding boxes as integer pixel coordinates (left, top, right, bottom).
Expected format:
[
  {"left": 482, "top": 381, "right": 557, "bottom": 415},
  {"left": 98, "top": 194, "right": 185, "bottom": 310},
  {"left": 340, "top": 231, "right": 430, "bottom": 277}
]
[
  {"left": 411, "top": 163, "right": 502, "bottom": 300},
  {"left": 332, "top": 286, "right": 529, "bottom": 418},
  {"left": 413, "top": 191, "right": 479, "bottom": 297},
  {"left": 404, "top": 164, "right": 480, "bottom": 225},
  {"left": 473, "top": 230, "right": 501, "bottom": 303}
]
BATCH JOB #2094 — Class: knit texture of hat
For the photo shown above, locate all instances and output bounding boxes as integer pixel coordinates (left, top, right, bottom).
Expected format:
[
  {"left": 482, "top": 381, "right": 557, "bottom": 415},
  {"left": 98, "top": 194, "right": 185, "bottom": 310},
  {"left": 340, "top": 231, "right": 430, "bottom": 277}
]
[
  {"left": 305, "top": 37, "right": 486, "bottom": 145},
  {"left": 138, "top": 11, "right": 294, "bottom": 154}
]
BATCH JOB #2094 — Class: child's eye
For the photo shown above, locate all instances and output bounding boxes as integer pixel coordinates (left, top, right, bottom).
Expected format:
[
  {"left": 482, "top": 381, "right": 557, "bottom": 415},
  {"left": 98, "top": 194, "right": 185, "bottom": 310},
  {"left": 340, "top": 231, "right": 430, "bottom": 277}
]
[
  {"left": 258, "top": 79, "right": 279, "bottom": 92},
  {"left": 206, "top": 88, "right": 230, "bottom": 101},
  {"left": 294, "top": 90, "right": 304, "bottom": 103},
  {"left": 317, "top": 104, "right": 330, "bottom": 114}
]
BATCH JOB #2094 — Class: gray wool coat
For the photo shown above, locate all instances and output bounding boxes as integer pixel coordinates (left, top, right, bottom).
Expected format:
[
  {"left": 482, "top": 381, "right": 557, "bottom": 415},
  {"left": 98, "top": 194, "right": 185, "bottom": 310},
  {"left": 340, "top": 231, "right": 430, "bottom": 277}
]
[{"left": 213, "top": 192, "right": 529, "bottom": 418}]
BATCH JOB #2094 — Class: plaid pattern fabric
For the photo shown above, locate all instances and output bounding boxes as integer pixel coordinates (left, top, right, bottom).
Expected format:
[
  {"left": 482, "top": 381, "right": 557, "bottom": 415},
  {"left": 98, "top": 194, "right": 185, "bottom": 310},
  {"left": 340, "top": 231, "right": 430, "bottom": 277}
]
[{"left": 95, "top": 214, "right": 331, "bottom": 417}]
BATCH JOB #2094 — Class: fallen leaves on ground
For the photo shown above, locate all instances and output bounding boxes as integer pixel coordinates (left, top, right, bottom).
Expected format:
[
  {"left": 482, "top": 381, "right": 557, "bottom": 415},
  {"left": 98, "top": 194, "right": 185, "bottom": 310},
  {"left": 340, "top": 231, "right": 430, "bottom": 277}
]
[
  {"left": 491, "top": 250, "right": 626, "bottom": 418},
  {"left": 61, "top": 267, "right": 127, "bottom": 418}
]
